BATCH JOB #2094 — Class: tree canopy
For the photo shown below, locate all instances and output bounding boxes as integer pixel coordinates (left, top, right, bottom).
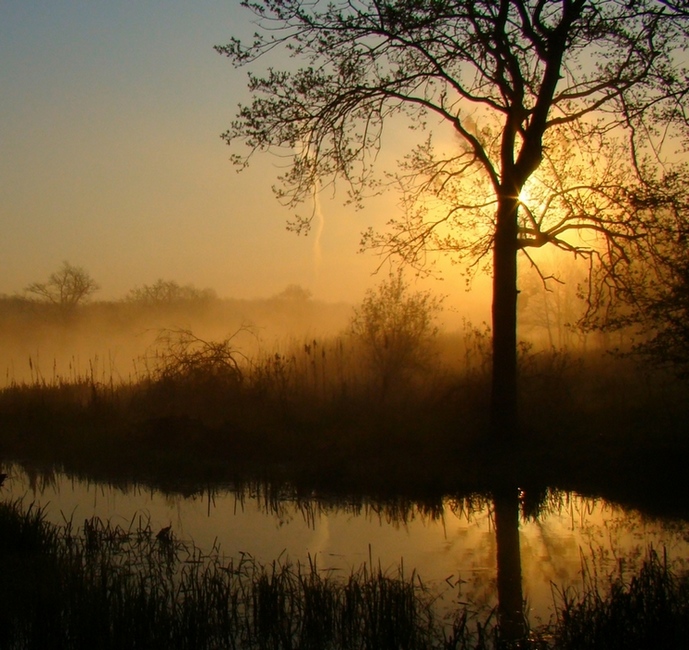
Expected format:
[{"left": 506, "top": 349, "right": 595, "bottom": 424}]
[
  {"left": 125, "top": 280, "right": 216, "bottom": 305},
  {"left": 219, "top": 0, "right": 689, "bottom": 433},
  {"left": 25, "top": 261, "right": 99, "bottom": 310},
  {"left": 350, "top": 270, "right": 443, "bottom": 399}
]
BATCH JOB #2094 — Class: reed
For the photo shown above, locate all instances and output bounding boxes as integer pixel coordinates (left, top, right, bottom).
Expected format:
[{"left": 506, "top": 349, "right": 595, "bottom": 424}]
[
  {"left": 1, "top": 326, "right": 688, "bottom": 513},
  {"left": 550, "top": 548, "right": 689, "bottom": 649},
  {"left": 2, "top": 499, "right": 687, "bottom": 649},
  {"left": 0, "top": 499, "right": 454, "bottom": 649}
]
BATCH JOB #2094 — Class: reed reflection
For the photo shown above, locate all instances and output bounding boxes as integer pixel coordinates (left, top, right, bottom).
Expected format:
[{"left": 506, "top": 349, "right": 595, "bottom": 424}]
[{"left": 5, "top": 460, "right": 689, "bottom": 642}]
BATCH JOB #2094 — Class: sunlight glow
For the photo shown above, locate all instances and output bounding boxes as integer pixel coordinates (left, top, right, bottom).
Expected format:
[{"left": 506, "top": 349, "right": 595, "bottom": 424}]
[{"left": 518, "top": 183, "right": 534, "bottom": 206}]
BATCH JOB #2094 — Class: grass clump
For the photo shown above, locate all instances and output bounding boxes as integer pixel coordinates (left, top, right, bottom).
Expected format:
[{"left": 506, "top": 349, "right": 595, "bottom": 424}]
[{"left": 550, "top": 549, "right": 689, "bottom": 650}]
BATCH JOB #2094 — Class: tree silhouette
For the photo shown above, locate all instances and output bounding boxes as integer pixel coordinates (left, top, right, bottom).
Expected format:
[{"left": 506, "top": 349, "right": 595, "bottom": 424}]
[
  {"left": 627, "top": 249, "right": 689, "bottom": 379},
  {"left": 25, "top": 261, "right": 99, "bottom": 310},
  {"left": 273, "top": 284, "right": 313, "bottom": 301},
  {"left": 126, "top": 280, "right": 216, "bottom": 305},
  {"left": 218, "top": 0, "right": 689, "bottom": 434}
]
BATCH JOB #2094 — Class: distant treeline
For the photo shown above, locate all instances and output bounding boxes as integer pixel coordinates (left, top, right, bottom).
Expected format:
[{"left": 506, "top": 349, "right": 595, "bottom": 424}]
[
  {"left": 0, "top": 284, "right": 352, "bottom": 333},
  {"left": 0, "top": 285, "right": 353, "bottom": 386}
]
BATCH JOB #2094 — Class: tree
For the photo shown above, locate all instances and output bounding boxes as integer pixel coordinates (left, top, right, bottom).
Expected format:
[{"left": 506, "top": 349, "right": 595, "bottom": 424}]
[
  {"left": 273, "top": 284, "right": 313, "bottom": 301},
  {"left": 126, "top": 279, "right": 216, "bottom": 305},
  {"left": 623, "top": 236, "right": 689, "bottom": 379},
  {"left": 518, "top": 256, "right": 587, "bottom": 349},
  {"left": 218, "top": 1, "right": 689, "bottom": 435},
  {"left": 25, "top": 261, "right": 99, "bottom": 310},
  {"left": 634, "top": 264, "right": 689, "bottom": 378},
  {"left": 350, "top": 270, "right": 443, "bottom": 399}
]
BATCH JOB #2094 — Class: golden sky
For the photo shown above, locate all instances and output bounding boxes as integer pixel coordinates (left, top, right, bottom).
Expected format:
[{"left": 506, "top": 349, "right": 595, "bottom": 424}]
[{"left": 0, "top": 1, "right": 490, "bottom": 321}]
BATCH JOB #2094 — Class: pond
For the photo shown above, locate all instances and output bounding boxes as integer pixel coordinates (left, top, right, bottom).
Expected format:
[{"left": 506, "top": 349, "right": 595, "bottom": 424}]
[{"left": 2, "top": 461, "right": 688, "bottom": 629}]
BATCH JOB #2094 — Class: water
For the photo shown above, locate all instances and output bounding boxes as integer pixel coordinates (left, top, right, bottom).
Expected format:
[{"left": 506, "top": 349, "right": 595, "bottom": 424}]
[{"left": 2, "top": 462, "right": 688, "bottom": 626}]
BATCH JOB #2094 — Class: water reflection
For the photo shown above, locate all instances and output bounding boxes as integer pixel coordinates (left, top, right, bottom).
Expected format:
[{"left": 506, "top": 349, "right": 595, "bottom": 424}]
[
  {"left": 2, "top": 462, "right": 688, "bottom": 628},
  {"left": 494, "top": 486, "right": 527, "bottom": 641}
]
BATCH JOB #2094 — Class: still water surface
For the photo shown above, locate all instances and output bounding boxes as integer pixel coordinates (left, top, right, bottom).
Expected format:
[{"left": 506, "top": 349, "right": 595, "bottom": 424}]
[{"left": 2, "top": 463, "right": 688, "bottom": 625}]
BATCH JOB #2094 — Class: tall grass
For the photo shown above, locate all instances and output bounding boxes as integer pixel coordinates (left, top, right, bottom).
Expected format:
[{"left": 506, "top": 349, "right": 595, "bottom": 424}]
[
  {"left": 1, "top": 323, "right": 688, "bottom": 511},
  {"left": 551, "top": 548, "right": 689, "bottom": 649},
  {"left": 1, "top": 499, "right": 688, "bottom": 649},
  {"left": 0, "top": 498, "right": 459, "bottom": 649}
]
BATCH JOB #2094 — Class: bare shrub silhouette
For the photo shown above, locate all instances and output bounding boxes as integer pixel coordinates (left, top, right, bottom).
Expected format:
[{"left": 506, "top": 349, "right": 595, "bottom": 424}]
[
  {"left": 146, "top": 328, "right": 250, "bottom": 385},
  {"left": 125, "top": 279, "right": 216, "bottom": 305}
]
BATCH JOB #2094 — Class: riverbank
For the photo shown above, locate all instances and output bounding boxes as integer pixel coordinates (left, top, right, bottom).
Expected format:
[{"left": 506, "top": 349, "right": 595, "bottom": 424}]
[
  {"left": 2, "top": 342, "right": 689, "bottom": 648},
  {"left": 1, "top": 345, "right": 688, "bottom": 520}
]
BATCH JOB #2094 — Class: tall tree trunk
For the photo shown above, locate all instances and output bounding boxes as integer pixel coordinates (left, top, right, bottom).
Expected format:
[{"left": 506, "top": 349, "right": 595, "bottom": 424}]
[{"left": 491, "top": 196, "right": 519, "bottom": 435}]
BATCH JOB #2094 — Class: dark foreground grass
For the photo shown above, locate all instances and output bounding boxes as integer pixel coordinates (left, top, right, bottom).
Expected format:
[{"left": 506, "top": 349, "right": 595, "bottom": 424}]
[
  {"left": 1, "top": 499, "right": 688, "bottom": 649},
  {"left": 551, "top": 549, "right": 689, "bottom": 650},
  {"left": 0, "top": 498, "right": 480, "bottom": 650}
]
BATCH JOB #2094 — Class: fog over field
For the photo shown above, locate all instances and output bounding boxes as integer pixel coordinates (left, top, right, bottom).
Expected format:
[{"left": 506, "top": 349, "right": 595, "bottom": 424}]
[
  {"left": 0, "top": 285, "right": 353, "bottom": 387},
  {"left": 0, "top": 1, "right": 643, "bottom": 391},
  {"left": 0, "top": 253, "right": 607, "bottom": 390},
  {"left": 0, "top": 2, "right": 474, "bottom": 308}
]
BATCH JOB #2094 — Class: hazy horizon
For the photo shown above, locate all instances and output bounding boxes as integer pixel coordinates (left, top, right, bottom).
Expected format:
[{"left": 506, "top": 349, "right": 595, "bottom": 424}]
[{"left": 0, "top": 1, "right": 497, "bottom": 319}]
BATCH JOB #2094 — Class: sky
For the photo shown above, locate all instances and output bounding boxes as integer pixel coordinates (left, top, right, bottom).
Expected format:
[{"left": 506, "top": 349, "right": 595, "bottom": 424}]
[{"left": 0, "top": 0, "right": 490, "bottom": 320}]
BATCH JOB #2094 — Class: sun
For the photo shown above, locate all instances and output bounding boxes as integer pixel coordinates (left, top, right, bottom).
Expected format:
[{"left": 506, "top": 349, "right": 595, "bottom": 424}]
[{"left": 518, "top": 183, "right": 534, "bottom": 206}]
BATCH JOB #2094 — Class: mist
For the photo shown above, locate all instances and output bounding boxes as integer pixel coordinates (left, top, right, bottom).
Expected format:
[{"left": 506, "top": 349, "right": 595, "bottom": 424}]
[
  {"left": 0, "top": 255, "right": 620, "bottom": 390},
  {"left": 0, "top": 284, "right": 355, "bottom": 387}
]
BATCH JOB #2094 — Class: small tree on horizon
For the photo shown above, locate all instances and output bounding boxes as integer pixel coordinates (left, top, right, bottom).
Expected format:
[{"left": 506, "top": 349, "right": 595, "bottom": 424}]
[
  {"left": 273, "top": 284, "right": 313, "bottom": 302},
  {"left": 25, "top": 261, "right": 99, "bottom": 310},
  {"left": 125, "top": 279, "right": 216, "bottom": 305}
]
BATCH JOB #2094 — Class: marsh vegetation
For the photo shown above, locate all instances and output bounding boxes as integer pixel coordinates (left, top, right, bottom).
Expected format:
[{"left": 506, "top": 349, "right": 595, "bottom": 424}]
[
  {"left": 0, "top": 279, "right": 687, "bottom": 510},
  {"left": 1, "top": 276, "right": 689, "bottom": 647},
  {"left": 2, "top": 490, "right": 689, "bottom": 649}
]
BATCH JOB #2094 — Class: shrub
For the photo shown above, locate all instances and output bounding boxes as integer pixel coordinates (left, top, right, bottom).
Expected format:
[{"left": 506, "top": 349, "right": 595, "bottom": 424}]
[{"left": 350, "top": 271, "right": 443, "bottom": 399}]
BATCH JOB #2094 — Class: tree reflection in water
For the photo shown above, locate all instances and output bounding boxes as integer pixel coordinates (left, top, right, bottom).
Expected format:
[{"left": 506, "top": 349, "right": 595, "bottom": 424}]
[
  {"left": 493, "top": 485, "right": 528, "bottom": 642},
  {"left": 4, "top": 461, "right": 689, "bottom": 642}
]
